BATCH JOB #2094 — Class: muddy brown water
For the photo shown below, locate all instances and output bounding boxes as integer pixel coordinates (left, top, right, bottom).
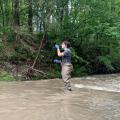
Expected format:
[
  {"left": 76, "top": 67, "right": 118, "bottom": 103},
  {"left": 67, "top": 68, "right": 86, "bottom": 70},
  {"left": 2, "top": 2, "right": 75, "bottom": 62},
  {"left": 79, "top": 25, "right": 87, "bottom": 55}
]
[{"left": 0, "top": 74, "right": 120, "bottom": 120}]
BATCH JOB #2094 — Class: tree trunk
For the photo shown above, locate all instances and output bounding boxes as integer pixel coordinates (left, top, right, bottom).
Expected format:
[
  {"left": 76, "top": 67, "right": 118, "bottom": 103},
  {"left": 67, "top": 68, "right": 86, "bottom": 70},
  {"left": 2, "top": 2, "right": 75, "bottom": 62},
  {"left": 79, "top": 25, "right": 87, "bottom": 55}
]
[
  {"left": 0, "top": 1, "right": 5, "bottom": 26},
  {"left": 13, "top": 0, "right": 20, "bottom": 27},
  {"left": 111, "top": 0, "right": 115, "bottom": 13},
  {"left": 13, "top": 0, "right": 20, "bottom": 49},
  {"left": 28, "top": 0, "right": 33, "bottom": 33}
]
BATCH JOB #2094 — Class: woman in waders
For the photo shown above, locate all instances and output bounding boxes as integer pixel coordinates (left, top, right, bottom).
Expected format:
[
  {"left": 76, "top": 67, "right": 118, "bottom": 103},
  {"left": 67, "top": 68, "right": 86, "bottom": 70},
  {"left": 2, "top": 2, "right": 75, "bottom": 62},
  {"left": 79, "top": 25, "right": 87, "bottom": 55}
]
[{"left": 54, "top": 41, "right": 73, "bottom": 91}]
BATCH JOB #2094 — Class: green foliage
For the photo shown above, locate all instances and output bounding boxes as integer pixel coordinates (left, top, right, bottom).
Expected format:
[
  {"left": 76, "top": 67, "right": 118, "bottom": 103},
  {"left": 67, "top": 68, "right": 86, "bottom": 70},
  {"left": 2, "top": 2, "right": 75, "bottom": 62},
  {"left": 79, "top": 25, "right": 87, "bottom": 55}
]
[
  {"left": 0, "top": 0, "right": 120, "bottom": 80},
  {"left": 0, "top": 71, "right": 15, "bottom": 81},
  {"left": 98, "top": 56, "right": 114, "bottom": 71},
  {"left": 73, "top": 66, "right": 88, "bottom": 77},
  {"left": 0, "top": 41, "right": 10, "bottom": 60},
  {"left": 71, "top": 48, "right": 87, "bottom": 64},
  {"left": 9, "top": 46, "right": 35, "bottom": 62}
]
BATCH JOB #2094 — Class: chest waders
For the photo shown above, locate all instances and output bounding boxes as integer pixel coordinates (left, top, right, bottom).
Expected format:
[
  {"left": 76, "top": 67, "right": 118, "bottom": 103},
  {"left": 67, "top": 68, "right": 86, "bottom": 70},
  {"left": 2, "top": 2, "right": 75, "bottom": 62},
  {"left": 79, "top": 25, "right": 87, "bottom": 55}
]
[
  {"left": 61, "top": 63, "right": 73, "bottom": 91},
  {"left": 61, "top": 48, "right": 73, "bottom": 91}
]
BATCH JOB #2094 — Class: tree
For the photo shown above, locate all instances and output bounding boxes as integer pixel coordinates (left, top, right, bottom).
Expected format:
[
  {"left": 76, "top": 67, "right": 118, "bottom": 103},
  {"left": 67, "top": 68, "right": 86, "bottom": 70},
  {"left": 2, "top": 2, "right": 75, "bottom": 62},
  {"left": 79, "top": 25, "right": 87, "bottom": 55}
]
[
  {"left": 13, "top": 0, "right": 20, "bottom": 27},
  {"left": 28, "top": 0, "right": 33, "bottom": 33}
]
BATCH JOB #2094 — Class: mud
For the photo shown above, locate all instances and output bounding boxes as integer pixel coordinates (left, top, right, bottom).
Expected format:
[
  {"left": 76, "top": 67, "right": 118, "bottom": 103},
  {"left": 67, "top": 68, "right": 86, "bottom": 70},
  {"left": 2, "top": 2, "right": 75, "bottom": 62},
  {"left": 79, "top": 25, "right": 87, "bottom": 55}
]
[{"left": 0, "top": 74, "right": 120, "bottom": 120}]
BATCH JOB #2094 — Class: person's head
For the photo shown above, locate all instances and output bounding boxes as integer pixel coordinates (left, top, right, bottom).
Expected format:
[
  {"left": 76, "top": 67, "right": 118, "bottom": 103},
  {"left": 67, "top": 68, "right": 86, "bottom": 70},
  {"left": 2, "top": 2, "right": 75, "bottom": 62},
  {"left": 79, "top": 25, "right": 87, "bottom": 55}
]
[{"left": 61, "top": 41, "right": 71, "bottom": 49}]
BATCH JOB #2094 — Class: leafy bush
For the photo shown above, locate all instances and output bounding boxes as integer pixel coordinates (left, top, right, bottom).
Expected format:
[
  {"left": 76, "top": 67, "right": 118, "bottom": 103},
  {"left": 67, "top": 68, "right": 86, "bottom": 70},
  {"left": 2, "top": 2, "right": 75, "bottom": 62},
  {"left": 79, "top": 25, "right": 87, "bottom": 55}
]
[
  {"left": 98, "top": 56, "right": 114, "bottom": 71},
  {"left": 0, "top": 71, "right": 15, "bottom": 81}
]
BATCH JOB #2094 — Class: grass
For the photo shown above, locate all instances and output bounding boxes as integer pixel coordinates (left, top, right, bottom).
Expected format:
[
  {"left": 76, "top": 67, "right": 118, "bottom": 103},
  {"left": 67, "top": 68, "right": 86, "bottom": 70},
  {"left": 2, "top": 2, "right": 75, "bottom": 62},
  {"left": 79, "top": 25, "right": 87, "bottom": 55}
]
[{"left": 0, "top": 71, "right": 15, "bottom": 81}]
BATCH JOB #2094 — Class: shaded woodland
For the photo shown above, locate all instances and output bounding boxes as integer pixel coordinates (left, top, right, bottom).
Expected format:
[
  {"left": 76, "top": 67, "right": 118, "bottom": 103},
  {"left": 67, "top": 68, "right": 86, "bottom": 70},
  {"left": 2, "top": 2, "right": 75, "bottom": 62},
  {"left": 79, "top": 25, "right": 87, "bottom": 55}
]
[{"left": 0, "top": 0, "right": 120, "bottom": 80}]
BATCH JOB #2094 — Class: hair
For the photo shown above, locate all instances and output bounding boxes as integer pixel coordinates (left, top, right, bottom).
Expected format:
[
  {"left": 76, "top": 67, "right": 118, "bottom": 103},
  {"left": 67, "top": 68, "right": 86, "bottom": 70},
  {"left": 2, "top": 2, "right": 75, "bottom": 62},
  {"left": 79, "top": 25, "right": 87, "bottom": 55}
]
[{"left": 63, "top": 41, "right": 71, "bottom": 48}]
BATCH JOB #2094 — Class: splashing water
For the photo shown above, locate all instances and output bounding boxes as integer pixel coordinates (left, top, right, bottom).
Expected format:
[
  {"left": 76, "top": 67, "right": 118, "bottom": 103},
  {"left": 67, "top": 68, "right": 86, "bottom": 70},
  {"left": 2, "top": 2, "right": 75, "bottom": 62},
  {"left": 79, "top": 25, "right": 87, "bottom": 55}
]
[{"left": 74, "top": 84, "right": 120, "bottom": 93}]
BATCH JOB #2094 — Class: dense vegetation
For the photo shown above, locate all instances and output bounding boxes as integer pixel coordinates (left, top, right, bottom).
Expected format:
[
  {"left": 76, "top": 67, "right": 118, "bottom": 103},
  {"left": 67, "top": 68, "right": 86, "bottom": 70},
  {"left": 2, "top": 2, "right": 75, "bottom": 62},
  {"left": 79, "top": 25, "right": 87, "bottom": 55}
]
[{"left": 0, "top": 0, "right": 120, "bottom": 80}]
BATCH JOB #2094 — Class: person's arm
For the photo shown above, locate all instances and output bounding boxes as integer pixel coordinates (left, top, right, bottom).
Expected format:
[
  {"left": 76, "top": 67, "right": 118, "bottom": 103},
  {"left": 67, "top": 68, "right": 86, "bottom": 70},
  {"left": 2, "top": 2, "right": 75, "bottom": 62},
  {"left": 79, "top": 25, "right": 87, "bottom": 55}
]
[
  {"left": 57, "top": 49, "right": 64, "bottom": 57},
  {"left": 55, "top": 44, "right": 64, "bottom": 57},
  {"left": 53, "top": 59, "right": 61, "bottom": 64}
]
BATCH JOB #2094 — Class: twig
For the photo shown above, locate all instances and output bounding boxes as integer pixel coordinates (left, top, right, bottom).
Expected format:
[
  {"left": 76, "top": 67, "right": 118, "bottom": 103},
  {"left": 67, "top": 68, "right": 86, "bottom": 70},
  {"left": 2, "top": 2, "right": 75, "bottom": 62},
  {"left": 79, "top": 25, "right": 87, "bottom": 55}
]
[
  {"left": 31, "top": 33, "right": 45, "bottom": 68},
  {"left": 31, "top": 68, "right": 49, "bottom": 76}
]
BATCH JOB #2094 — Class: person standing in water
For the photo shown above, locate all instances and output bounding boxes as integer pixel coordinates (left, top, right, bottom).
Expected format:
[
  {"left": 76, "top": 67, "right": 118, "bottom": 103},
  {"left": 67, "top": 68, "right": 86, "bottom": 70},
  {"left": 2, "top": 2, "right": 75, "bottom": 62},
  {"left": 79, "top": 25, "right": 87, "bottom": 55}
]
[{"left": 54, "top": 41, "right": 73, "bottom": 91}]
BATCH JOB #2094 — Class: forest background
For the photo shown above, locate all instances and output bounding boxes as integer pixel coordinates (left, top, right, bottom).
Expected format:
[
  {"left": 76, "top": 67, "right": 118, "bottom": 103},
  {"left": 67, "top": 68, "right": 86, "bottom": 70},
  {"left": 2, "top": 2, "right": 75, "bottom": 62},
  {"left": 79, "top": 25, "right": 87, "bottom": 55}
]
[{"left": 0, "top": 0, "right": 120, "bottom": 80}]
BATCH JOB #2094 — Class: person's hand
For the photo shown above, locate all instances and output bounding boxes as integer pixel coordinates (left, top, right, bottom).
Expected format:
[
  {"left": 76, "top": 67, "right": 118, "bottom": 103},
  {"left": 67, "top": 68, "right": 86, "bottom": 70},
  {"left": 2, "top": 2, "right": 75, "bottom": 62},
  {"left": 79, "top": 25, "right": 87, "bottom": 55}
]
[
  {"left": 55, "top": 44, "right": 59, "bottom": 49},
  {"left": 53, "top": 59, "right": 61, "bottom": 64}
]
